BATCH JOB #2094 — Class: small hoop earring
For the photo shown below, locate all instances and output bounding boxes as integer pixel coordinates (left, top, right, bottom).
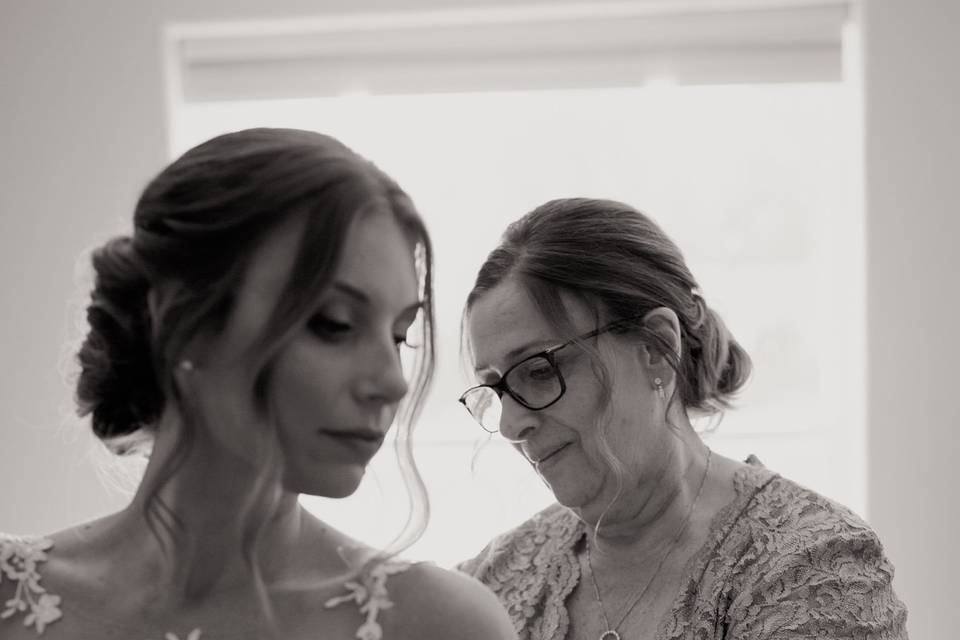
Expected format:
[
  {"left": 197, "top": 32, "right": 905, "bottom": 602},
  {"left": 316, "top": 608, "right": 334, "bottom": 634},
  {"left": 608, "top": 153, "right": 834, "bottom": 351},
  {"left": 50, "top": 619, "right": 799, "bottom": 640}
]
[{"left": 654, "top": 377, "right": 665, "bottom": 399}]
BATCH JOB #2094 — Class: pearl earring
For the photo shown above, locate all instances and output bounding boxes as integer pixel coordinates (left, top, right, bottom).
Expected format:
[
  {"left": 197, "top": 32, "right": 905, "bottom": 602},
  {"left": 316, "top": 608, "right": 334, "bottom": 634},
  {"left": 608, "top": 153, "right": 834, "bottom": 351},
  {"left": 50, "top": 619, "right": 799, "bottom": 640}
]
[
  {"left": 654, "top": 377, "right": 665, "bottom": 399},
  {"left": 178, "top": 359, "right": 195, "bottom": 372}
]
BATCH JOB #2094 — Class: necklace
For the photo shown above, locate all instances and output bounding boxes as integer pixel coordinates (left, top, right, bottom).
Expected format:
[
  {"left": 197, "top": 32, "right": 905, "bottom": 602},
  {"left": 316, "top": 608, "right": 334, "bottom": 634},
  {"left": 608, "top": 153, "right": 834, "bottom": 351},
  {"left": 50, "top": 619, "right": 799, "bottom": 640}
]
[{"left": 585, "top": 448, "right": 712, "bottom": 640}]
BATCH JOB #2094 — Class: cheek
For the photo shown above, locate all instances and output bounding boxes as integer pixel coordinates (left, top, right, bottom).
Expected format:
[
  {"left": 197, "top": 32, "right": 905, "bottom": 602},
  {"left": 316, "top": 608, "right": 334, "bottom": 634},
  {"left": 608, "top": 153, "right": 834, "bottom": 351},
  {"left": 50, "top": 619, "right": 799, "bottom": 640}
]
[
  {"left": 567, "top": 372, "right": 648, "bottom": 465},
  {"left": 601, "top": 387, "right": 668, "bottom": 476},
  {"left": 270, "top": 340, "right": 343, "bottom": 430},
  {"left": 554, "top": 367, "right": 607, "bottom": 432}
]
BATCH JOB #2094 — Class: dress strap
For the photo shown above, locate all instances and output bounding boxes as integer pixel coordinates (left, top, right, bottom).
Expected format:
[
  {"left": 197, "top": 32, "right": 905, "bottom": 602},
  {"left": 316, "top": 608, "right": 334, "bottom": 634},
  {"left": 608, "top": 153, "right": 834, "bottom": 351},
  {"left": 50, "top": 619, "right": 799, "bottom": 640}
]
[{"left": 324, "top": 554, "right": 412, "bottom": 640}]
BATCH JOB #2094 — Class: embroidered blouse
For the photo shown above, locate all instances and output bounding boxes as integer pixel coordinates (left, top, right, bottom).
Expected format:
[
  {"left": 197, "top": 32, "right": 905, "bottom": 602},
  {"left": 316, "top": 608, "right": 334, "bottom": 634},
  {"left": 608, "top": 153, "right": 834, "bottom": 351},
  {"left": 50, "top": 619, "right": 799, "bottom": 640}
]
[
  {"left": 0, "top": 533, "right": 408, "bottom": 639},
  {"left": 457, "top": 459, "right": 909, "bottom": 640}
]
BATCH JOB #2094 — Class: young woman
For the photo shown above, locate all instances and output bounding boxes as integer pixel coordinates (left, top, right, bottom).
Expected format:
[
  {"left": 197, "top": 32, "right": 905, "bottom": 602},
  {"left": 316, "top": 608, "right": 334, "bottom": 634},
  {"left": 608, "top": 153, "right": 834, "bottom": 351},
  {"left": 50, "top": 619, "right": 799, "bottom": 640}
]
[{"left": 0, "top": 128, "right": 516, "bottom": 640}]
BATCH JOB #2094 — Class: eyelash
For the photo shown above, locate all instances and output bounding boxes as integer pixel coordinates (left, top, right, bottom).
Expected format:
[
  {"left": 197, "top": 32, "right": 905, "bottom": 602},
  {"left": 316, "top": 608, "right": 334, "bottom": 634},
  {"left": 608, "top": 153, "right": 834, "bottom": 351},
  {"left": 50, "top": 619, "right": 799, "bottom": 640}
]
[
  {"left": 308, "top": 315, "right": 351, "bottom": 340},
  {"left": 308, "top": 314, "right": 412, "bottom": 348}
]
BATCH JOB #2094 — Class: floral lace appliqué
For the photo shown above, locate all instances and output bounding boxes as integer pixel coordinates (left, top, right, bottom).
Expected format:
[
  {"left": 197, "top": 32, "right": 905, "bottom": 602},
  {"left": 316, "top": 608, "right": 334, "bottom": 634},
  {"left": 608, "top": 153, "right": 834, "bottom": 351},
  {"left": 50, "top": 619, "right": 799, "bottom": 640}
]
[
  {"left": 0, "top": 535, "right": 63, "bottom": 634},
  {"left": 1, "top": 534, "right": 203, "bottom": 640},
  {"left": 325, "top": 558, "right": 411, "bottom": 640}
]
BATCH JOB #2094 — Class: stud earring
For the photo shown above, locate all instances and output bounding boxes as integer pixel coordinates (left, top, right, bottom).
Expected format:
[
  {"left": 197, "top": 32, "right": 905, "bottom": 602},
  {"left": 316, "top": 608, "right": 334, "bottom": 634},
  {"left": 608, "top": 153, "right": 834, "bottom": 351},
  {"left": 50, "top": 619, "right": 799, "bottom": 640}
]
[
  {"left": 654, "top": 377, "right": 665, "bottom": 399},
  {"left": 178, "top": 359, "right": 195, "bottom": 372}
]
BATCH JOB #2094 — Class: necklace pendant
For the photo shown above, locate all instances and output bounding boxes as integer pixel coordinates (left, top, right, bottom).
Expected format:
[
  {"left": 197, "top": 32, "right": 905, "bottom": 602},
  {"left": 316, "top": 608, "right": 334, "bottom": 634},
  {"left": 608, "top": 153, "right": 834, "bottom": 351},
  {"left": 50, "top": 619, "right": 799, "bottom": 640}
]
[{"left": 599, "top": 631, "right": 621, "bottom": 640}]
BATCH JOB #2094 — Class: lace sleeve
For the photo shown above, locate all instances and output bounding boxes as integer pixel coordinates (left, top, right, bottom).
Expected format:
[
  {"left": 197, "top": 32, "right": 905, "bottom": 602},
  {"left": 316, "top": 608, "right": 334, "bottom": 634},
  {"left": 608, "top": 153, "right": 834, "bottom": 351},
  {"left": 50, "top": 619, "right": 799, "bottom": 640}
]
[{"left": 728, "top": 527, "right": 908, "bottom": 639}]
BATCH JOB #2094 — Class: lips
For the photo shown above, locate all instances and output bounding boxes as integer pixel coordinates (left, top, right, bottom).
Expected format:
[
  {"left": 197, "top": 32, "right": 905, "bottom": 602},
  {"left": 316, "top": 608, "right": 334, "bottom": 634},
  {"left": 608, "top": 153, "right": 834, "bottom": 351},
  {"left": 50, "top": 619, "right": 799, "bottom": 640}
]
[
  {"left": 325, "top": 429, "right": 384, "bottom": 443},
  {"left": 527, "top": 443, "right": 570, "bottom": 465},
  {"left": 318, "top": 429, "right": 386, "bottom": 459}
]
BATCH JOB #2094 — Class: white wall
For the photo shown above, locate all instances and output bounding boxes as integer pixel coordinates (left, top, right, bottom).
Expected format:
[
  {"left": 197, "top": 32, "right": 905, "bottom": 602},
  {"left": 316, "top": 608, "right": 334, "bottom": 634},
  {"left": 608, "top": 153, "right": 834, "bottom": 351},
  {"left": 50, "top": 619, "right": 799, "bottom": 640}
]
[
  {"left": 1, "top": 1, "right": 956, "bottom": 636},
  {"left": 863, "top": 0, "right": 960, "bottom": 636}
]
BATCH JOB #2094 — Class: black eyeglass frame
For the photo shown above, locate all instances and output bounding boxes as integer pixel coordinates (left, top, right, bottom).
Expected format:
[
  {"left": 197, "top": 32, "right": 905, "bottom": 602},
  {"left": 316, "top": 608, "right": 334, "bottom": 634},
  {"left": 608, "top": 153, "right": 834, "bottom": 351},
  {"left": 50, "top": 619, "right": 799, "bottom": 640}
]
[{"left": 458, "top": 316, "right": 644, "bottom": 429}]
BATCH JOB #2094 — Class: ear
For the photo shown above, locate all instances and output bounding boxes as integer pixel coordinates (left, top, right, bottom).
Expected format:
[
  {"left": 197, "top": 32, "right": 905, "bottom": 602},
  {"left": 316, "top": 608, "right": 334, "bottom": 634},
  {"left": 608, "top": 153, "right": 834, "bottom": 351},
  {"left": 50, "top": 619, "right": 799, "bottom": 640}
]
[
  {"left": 639, "top": 306, "right": 682, "bottom": 375},
  {"left": 148, "top": 284, "right": 214, "bottom": 371}
]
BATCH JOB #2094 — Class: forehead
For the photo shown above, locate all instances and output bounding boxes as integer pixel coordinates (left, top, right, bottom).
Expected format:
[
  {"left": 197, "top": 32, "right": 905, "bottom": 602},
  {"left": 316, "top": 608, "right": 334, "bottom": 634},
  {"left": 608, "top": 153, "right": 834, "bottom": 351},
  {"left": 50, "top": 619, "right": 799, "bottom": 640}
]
[
  {"left": 229, "top": 210, "right": 417, "bottom": 346},
  {"left": 333, "top": 211, "right": 419, "bottom": 304},
  {"left": 467, "top": 277, "right": 591, "bottom": 372}
]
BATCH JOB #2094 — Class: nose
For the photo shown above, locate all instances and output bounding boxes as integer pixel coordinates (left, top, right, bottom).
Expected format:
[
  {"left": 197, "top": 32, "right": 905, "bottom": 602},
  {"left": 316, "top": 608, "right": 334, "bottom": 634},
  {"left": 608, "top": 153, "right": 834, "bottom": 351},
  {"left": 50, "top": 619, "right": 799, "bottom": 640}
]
[
  {"left": 498, "top": 393, "right": 538, "bottom": 441},
  {"left": 357, "top": 336, "right": 409, "bottom": 407}
]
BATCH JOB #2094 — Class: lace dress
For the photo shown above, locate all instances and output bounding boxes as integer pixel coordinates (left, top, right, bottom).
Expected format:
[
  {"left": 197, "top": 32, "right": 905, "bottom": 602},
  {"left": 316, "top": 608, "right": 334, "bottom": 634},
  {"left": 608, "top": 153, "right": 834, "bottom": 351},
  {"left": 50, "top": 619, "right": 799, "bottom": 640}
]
[
  {"left": 457, "top": 458, "right": 908, "bottom": 640},
  {"left": 0, "top": 533, "right": 408, "bottom": 639}
]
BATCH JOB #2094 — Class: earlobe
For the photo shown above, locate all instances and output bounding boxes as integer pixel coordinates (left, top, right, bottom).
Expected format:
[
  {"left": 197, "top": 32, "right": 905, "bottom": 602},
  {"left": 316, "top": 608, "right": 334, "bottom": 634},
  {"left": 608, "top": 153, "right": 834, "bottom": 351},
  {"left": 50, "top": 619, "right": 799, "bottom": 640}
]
[{"left": 653, "top": 376, "right": 666, "bottom": 399}]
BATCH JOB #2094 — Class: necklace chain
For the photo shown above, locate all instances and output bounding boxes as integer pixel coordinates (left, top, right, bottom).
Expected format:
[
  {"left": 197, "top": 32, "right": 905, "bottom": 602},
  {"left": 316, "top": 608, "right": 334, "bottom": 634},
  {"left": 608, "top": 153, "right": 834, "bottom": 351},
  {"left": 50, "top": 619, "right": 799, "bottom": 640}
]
[{"left": 585, "top": 448, "right": 713, "bottom": 640}]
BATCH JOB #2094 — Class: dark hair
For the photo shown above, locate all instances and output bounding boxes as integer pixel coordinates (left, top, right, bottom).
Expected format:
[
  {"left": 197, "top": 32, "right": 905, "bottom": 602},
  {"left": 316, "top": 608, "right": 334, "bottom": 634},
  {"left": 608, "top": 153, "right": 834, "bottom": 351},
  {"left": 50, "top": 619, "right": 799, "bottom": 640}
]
[
  {"left": 78, "top": 127, "right": 434, "bottom": 444},
  {"left": 465, "top": 197, "right": 749, "bottom": 416},
  {"left": 74, "top": 128, "right": 436, "bottom": 585}
]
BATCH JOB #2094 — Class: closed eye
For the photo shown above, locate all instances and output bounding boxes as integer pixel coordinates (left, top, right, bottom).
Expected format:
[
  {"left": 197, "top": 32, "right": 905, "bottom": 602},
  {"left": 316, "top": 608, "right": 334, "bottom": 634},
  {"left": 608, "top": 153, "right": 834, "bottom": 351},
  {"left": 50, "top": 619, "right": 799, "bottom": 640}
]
[
  {"left": 527, "top": 364, "right": 554, "bottom": 380},
  {"left": 308, "top": 315, "right": 352, "bottom": 340}
]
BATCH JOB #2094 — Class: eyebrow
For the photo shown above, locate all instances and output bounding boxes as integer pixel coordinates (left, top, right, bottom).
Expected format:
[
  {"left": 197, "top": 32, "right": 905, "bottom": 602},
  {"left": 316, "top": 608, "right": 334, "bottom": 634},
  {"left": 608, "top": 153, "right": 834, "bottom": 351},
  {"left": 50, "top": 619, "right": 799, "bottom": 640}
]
[
  {"left": 330, "top": 281, "right": 422, "bottom": 317},
  {"left": 331, "top": 281, "right": 369, "bottom": 304},
  {"left": 474, "top": 338, "right": 558, "bottom": 374}
]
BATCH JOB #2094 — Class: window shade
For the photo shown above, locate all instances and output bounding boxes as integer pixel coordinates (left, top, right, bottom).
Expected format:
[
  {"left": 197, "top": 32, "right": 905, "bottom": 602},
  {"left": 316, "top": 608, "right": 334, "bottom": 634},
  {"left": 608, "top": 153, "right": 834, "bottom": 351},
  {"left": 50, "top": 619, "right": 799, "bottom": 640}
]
[{"left": 169, "top": 0, "right": 852, "bottom": 103}]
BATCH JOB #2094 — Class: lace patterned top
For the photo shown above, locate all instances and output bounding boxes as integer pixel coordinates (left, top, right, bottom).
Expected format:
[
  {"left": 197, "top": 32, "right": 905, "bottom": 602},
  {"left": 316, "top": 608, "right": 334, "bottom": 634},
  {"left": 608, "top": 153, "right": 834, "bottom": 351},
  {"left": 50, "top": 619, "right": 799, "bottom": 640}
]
[
  {"left": 457, "top": 458, "right": 908, "bottom": 640},
  {"left": 0, "top": 533, "right": 409, "bottom": 640}
]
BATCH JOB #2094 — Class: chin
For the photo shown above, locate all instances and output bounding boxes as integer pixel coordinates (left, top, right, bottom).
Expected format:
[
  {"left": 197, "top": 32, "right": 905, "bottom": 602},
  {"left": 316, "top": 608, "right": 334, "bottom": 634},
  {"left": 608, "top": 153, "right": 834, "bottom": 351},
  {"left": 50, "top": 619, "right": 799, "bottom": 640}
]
[
  {"left": 542, "top": 471, "right": 608, "bottom": 520},
  {"left": 542, "top": 477, "right": 591, "bottom": 510},
  {"left": 561, "top": 486, "right": 628, "bottom": 528},
  {"left": 287, "top": 466, "right": 366, "bottom": 498}
]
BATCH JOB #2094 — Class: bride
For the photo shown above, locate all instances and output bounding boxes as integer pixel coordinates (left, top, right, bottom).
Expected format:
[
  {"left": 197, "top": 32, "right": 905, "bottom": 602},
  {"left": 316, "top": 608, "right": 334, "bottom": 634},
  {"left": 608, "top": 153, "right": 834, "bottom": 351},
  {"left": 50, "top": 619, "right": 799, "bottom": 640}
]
[{"left": 0, "top": 128, "right": 516, "bottom": 640}]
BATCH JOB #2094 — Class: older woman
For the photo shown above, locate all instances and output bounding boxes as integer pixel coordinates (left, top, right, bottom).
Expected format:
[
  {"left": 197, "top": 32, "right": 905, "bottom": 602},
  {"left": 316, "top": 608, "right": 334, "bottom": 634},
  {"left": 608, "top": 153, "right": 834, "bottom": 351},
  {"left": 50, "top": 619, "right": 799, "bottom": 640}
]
[{"left": 457, "top": 198, "right": 907, "bottom": 640}]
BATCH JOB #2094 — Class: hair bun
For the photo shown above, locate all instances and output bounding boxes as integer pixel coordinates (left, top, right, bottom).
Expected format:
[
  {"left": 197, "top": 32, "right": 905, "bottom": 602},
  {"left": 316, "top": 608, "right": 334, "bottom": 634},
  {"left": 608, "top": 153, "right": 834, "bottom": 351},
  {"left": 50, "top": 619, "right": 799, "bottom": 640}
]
[
  {"left": 687, "top": 302, "right": 752, "bottom": 413},
  {"left": 76, "top": 236, "right": 163, "bottom": 442}
]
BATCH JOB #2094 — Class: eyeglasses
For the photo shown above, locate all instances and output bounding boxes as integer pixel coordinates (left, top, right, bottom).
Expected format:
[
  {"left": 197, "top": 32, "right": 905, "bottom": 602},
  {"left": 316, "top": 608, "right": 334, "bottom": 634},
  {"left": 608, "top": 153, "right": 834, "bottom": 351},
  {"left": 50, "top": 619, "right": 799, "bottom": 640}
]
[{"left": 459, "top": 317, "right": 641, "bottom": 433}]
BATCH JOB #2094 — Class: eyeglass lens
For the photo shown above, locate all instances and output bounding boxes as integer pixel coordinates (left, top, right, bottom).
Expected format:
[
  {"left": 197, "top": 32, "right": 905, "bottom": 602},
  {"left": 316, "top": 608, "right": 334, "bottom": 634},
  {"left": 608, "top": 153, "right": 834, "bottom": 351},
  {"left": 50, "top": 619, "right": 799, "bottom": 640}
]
[{"left": 463, "top": 355, "right": 563, "bottom": 432}]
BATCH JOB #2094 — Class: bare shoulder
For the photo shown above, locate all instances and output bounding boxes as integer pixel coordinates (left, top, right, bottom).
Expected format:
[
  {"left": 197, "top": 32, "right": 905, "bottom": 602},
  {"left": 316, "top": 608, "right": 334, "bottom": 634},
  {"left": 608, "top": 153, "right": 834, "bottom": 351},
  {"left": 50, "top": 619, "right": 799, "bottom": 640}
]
[
  {"left": 1, "top": 516, "right": 125, "bottom": 630},
  {"left": 17, "top": 515, "right": 120, "bottom": 579},
  {"left": 385, "top": 563, "right": 517, "bottom": 640}
]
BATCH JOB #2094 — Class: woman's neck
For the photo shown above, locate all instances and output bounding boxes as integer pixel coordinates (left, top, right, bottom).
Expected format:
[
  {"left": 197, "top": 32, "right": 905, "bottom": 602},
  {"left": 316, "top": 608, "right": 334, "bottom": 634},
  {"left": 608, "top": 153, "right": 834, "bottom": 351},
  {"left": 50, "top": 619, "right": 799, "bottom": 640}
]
[
  {"left": 111, "top": 424, "right": 316, "bottom": 604},
  {"left": 581, "top": 422, "right": 711, "bottom": 564}
]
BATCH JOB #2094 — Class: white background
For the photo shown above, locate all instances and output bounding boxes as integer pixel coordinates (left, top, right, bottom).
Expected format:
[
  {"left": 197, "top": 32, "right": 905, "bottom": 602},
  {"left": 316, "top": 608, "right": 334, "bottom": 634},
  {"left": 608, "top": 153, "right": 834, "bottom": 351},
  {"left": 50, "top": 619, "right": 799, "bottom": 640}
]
[{"left": 172, "top": 83, "right": 862, "bottom": 566}]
